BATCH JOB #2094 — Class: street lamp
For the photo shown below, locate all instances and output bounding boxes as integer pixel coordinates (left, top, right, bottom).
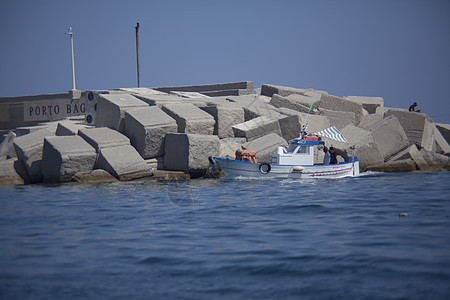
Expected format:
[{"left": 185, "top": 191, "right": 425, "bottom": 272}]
[
  {"left": 135, "top": 22, "right": 141, "bottom": 88},
  {"left": 65, "top": 27, "right": 76, "bottom": 91}
]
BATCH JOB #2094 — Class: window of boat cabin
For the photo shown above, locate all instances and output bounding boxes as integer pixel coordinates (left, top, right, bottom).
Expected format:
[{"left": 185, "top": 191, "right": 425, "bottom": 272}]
[
  {"left": 298, "top": 145, "right": 310, "bottom": 154},
  {"left": 287, "top": 144, "right": 310, "bottom": 154}
]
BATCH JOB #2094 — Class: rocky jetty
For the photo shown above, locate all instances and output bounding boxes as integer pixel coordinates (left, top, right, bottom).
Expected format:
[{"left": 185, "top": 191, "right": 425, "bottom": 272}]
[{"left": 1, "top": 81, "right": 449, "bottom": 184}]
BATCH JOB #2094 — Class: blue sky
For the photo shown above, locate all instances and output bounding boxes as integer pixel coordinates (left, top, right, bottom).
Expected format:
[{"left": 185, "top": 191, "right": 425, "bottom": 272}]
[{"left": 1, "top": 0, "right": 449, "bottom": 124}]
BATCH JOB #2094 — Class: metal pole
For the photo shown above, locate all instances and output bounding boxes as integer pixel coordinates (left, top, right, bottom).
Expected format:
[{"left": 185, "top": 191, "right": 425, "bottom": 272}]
[
  {"left": 135, "top": 22, "right": 141, "bottom": 88},
  {"left": 65, "top": 27, "right": 76, "bottom": 90}
]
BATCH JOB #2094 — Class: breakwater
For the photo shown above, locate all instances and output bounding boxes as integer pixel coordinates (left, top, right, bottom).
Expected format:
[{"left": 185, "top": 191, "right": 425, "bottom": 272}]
[{"left": 0, "top": 81, "right": 449, "bottom": 184}]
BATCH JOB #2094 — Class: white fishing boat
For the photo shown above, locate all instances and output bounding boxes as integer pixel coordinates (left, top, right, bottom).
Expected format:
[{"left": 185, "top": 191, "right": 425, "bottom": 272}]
[{"left": 210, "top": 127, "right": 360, "bottom": 180}]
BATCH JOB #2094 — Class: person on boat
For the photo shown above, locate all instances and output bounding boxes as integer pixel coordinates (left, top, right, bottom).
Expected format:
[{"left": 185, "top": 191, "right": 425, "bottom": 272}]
[
  {"left": 323, "top": 146, "right": 331, "bottom": 165},
  {"left": 329, "top": 147, "right": 338, "bottom": 164},
  {"left": 409, "top": 102, "right": 421, "bottom": 112}
]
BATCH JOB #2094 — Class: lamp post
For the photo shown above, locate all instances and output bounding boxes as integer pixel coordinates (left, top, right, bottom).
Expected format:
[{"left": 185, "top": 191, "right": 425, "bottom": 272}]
[
  {"left": 65, "top": 27, "right": 76, "bottom": 91},
  {"left": 135, "top": 22, "right": 141, "bottom": 88}
]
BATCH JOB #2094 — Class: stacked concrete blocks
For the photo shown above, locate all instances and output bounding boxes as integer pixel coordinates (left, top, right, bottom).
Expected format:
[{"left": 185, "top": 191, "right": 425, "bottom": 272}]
[
  {"left": 318, "top": 94, "right": 365, "bottom": 124},
  {"left": 269, "top": 94, "right": 312, "bottom": 113},
  {"left": 124, "top": 106, "right": 178, "bottom": 158},
  {"left": 78, "top": 127, "right": 152, "bottom": 181},
  {"left": 162, "top": 103, "right": 215, "bottom": 135},
  {"left": 41, "top": 136, "right": 97, "bottom": 183},
  {"left": 97, "top": 145, "right": 151, "bottom": 181},
  {"left": 200, "top": 104, "right": 245, "bottom": 138},
  {"left": 261, "top": 84, "right": 309, "bottom": 97},
  {"left": 13, "top": 128, "right": 54, "bottom": 183},
  {"left": 78, "top": 127, "right": 131, "bottom": 152},
  {"left": 387, "top": 144, "right": 429, "bottom": 171},
  {"left": 228, "top": 95, "right": 285, "bottom": 121},
  {"left": 319, "top": 124, "right": 384, "bottom": 171},
  {"left": 366, "top": 115, "right": 410, "bottom": 162},
  {"left": 383, "top": 109, "right": 435, "bottom": 152},
  {"left": 164, "top": 133, "right": 219, "bottom": 175},
  {"left": 433, "top": 125, "right": 450, "bottom": 155},
  {"left": 95, "top": 93, "right": 148, "bottom": 132},
  {"left": 0, "top": 159, "right": 29, "bottom": 185},
  {"left": 156, "top": 81, "right": 255, "bottom": 97},
  {"left": 278, "top": 115, "right": 302, "bottom": 141},
  {"left": 55, "top": 120, "right": 90, "bottom": 136},
  {"left": 232, "top": 116, "right": 282, "bottom": 141},
  {"left": 242, "top": 133, "right": 288, "bottom": 163},
  {"left": 345, "top": 96, "right": 384, "bottom": 114}
]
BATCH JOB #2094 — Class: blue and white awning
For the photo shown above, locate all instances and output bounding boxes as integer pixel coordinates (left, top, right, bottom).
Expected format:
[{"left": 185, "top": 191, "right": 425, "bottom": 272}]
[{"left": 314, "top": 126, "right": 349, "bottom": 143}]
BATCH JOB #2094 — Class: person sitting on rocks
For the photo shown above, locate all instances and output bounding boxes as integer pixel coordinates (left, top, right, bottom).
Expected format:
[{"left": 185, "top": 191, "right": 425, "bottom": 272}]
[
  {"left": 409, "top": 102, "right": 421, "bottom": 112},
  {"left": 329, "top": 147, "right": 338, "bottom": 164}
]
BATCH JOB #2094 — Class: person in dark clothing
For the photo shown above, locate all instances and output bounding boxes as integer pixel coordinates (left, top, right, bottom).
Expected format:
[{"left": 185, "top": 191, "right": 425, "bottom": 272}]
[
  {"left": 329, "top": 147, "right": 338, "bottom": 164},
  {"left": 409, "top": 102, "right": 420, "bottom": 112}
]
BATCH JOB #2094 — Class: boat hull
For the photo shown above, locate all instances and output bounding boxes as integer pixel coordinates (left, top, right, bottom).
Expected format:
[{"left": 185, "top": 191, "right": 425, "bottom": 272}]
[{"left": 211, "top": 157, "right": 360, "bottom": 179}]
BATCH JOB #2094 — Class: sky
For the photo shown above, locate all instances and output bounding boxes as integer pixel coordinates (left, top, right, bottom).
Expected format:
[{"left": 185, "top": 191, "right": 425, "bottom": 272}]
[{"left": 1, "top": 0, "right": 449, "bottom": 124}]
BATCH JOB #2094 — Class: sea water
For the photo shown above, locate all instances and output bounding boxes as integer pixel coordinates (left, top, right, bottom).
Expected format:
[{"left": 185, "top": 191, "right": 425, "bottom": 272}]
[{"left": 0, "top": 172, "right": 449, "bottom": 300}]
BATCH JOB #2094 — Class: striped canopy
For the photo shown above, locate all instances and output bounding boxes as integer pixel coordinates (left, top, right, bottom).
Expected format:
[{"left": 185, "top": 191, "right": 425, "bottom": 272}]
[{"left": 314, "top": 126, "right": 349, "bottom": 143}]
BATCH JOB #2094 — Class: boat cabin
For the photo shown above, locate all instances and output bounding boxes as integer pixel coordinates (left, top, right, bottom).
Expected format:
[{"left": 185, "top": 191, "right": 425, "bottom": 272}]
[{"left": 272, "top": 139, "right": 324, "bottom": 166}]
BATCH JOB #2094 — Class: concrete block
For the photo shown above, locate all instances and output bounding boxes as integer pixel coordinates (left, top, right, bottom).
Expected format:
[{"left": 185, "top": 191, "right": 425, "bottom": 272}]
[
  {"left": 164, "top": 133, "right": 220, "bottom": 174},
  {"left": 368, "top": 159, "right": 417, "bottom": 172},
  {"left": 55, "top": 120, "right": 90, "bottom": 136},
  {"left": 232, "top": 116, "right": 282, "bottom": 141},
  {"left": 276, "top": 108, "right": 331, "bottom": 135},
  {"left": 145, "top": 156, "right": 165, "bottom": 170},
  {"left": 342, "top": 125, "right": 384, "bottom": 169},
  {"left": 72, "top": 169, "right": 118, "bottom": 183},
  {"left": 15, "top": 121, "right": 59, "bottom": 136},
  {"left": 155, "top": 81, "right": 254, "bottom": 94},
  {"left": 78, "top": 127, "right": 130, "bottom": 152},
  {"left": 317, "top": 94, "right": 364, "bottom": 124},
  {"left": 201, "top": 89, "right": 257, "bottom": 97},
  {"left": 319, "top": 124, "right": 384, "bottom": 171},
  {"left": 345, "top": 96, "right": 384, "bottom": 114},
  {"left": 367, "top": 115, "right": 410, "bottom": 161},
  {"left": 84, "top": 90, "right": 120, "bottom": 125},
  {"left": 123, "top": 106, "right": 177, "bottom": 158},
  {"left": 383, "top": 108, "right": 435, "bottom": 152},
  {"left": 13, "top": 128, "right": 54, "bottom": 183},
  {"left": 435, "top": 123, "right": 450, "bottom": 145},
  {"left": 41, "top": 136, "right": 96, "bottom": 183},
  {"left": 132, "top": 94, "right": 185, "bottom": 107},
  {"left": 419, "top": 149, "right": 450, "bottom": 171},
  {"left": 162, "top": 103, "right": 215, "bottom": 135},
  {"left": 269, "top": 94, "right": 312, "bottom": 113},
  {"left": 219, "top": 137, "right": 247, "bottom": 158},
  {"left": 0, "top": 131, "right": 16, "bottom": 158},
  {"left": 433, "top": 124, "right": 450, "bottom": 155},
  {"left": 358, "top": 114, "right": 383, "bottom": 129},
  {"left": 119, "top": 87, "right": 167, "bottom": 96},
  {"left": 0, "top": 159, "right": 29, "bottom": 185},
  {"left": 97, "top": 145, "right": 151, "bottom": 181},
  {"left": 95, "top": 93, "right": 148, "bottom": 132},
  {"left": 278, "top": 115, "right": 302, "bottom": 141},
  {"left": 227, "top": 95, "right": 284, "bottom": 121},
  {"left": 169, "top": 91, "right": 212, "bottom": 99},
  {"left": 201, "top": 105, "right": 245, "bottom": 138},
  {"left": 319, "top": 108, "right": 356, "bottom": 130},
  {"left": 242, "top": 133, "right": 288, "bottom": 163},
  {"left": 261, "top": 84, "right": 308, "bottom": 97},
  {"left": 388, "top": 144, "right": 428, "bottom": 170}
]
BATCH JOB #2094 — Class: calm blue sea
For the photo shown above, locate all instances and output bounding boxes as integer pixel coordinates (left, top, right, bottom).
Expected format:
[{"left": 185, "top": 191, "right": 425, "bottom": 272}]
[{"left": 0, "top": 172, "right": 449, "bottom": 300}]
